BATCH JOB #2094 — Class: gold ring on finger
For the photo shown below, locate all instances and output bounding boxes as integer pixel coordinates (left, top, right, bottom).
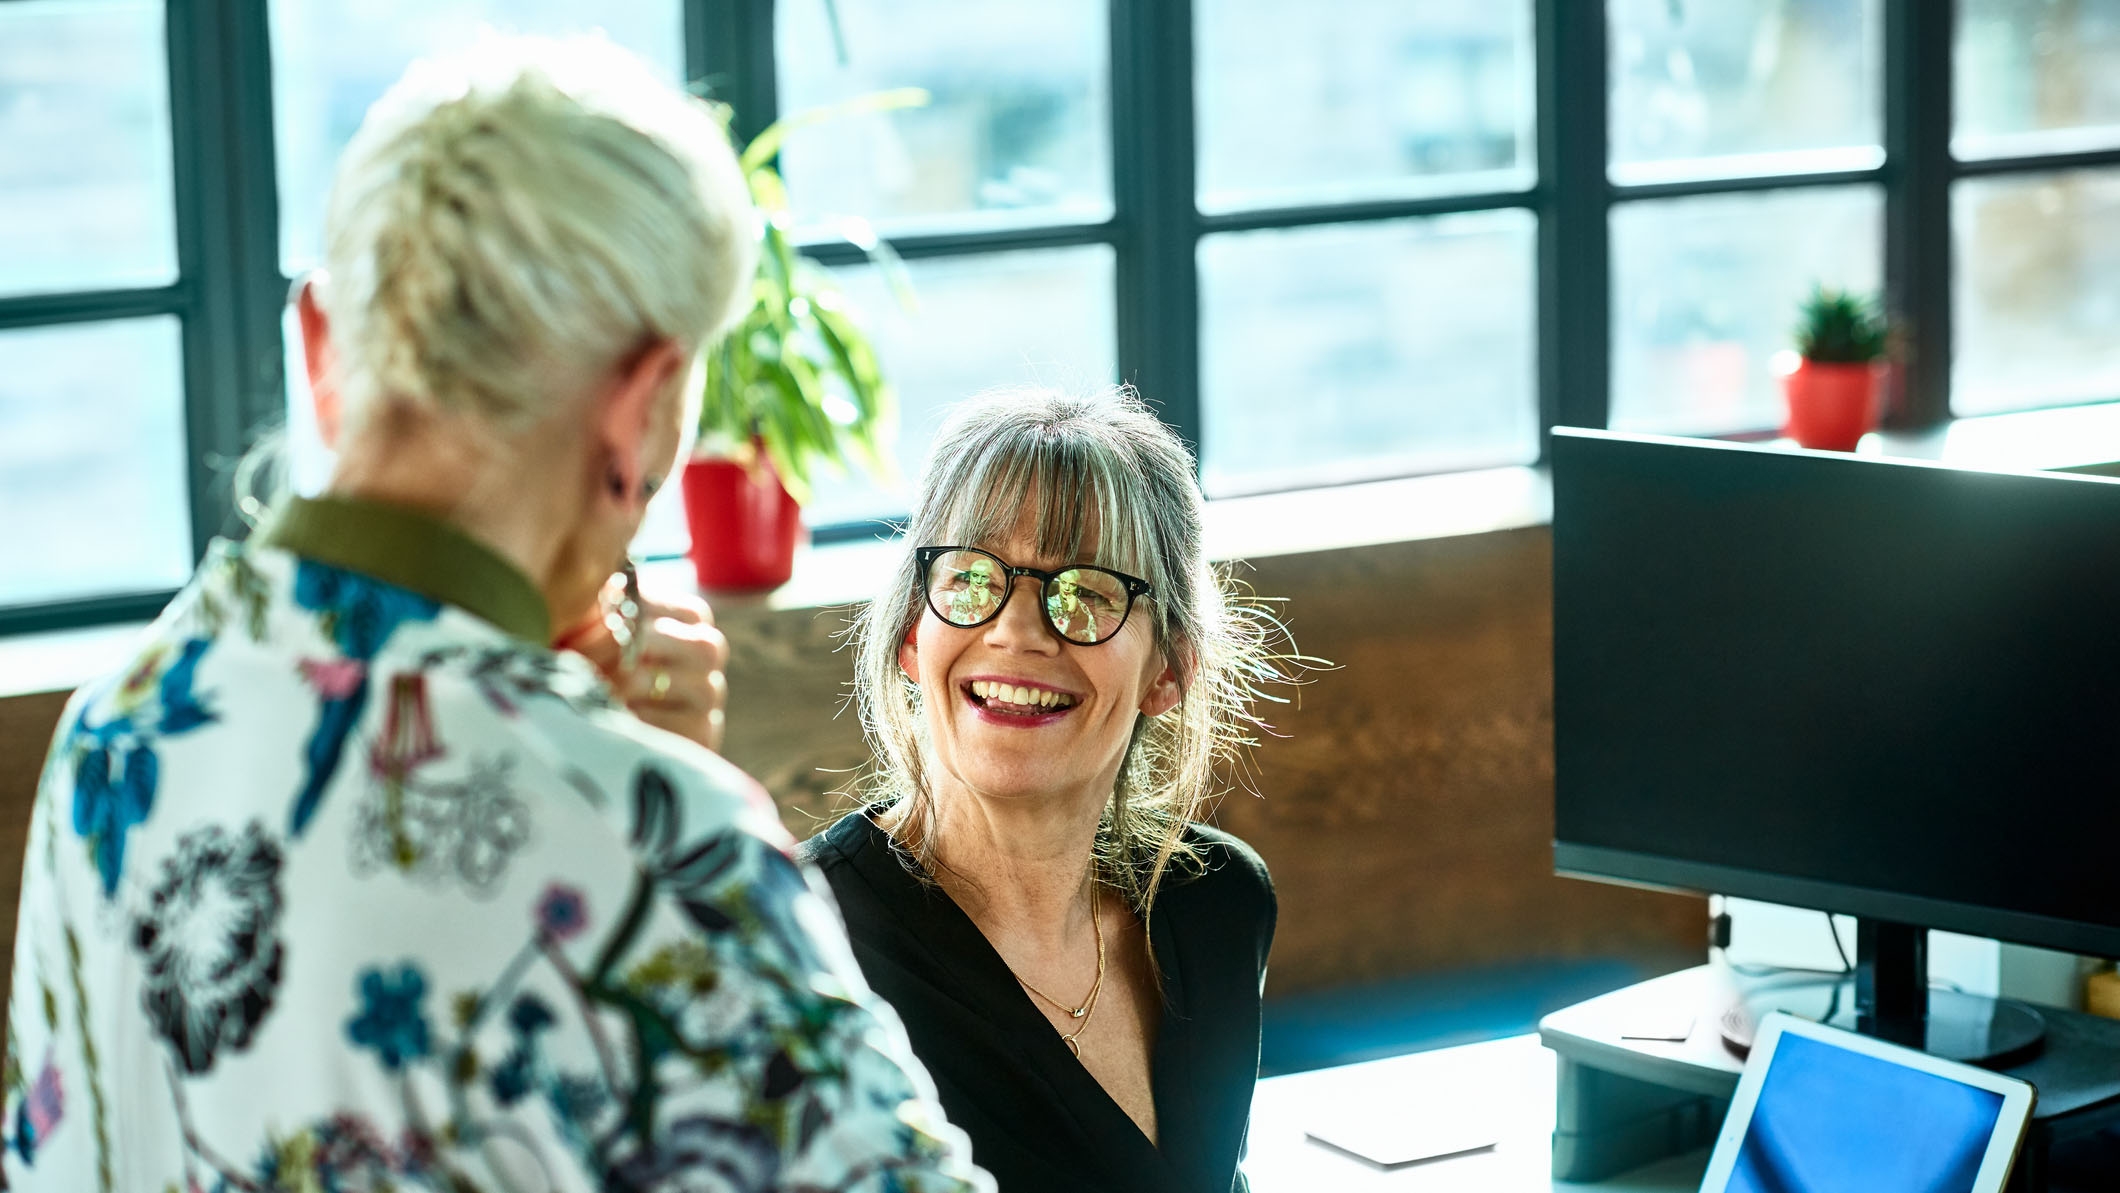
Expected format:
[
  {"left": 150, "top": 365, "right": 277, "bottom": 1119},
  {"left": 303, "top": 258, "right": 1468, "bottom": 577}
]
[{"left": 650, "top": 668, "right": 673, "bottom": 700}]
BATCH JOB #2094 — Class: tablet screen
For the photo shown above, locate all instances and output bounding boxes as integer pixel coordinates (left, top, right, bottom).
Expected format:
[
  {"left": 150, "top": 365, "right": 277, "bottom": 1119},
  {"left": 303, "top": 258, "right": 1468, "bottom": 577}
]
[{"left": 1728, "top": 1032, "right": 2005, "bottom": 1193}]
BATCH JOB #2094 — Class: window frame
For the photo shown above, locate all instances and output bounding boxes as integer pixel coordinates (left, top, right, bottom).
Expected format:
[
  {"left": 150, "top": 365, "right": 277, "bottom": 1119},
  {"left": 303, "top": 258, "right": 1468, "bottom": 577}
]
[{"left": 5, "top": 0, "right": 2118, "bottom": 636}]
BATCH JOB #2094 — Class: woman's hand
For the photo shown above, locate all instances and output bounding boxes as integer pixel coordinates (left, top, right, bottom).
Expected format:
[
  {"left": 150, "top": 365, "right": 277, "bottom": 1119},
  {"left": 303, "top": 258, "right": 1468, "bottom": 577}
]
[{"left": 556, "top": 577, "right": 730, "bottom": 753}]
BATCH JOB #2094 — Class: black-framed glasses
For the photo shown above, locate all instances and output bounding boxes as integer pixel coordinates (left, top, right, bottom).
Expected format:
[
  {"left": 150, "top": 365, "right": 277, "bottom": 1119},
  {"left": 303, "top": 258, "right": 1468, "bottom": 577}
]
[{"left": 915, "top": 546, "right": 1154, "bottom": 646}]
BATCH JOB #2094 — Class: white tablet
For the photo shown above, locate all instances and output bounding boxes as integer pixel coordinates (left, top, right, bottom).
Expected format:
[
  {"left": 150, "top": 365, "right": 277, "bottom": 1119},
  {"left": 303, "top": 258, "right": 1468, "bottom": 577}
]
[{"left": 1698, "top": 1012, "right": 2036, "bottom": 1193}]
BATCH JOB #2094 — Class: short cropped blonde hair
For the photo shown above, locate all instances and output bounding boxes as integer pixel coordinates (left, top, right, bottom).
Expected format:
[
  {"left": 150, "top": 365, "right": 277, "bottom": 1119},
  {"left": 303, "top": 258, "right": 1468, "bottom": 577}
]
[
  {"left": 851, "top": 387, "right": 1302, "bottom": 919},
  {"left": 319, "top": 33, "right": 755, "bottom": 427}
]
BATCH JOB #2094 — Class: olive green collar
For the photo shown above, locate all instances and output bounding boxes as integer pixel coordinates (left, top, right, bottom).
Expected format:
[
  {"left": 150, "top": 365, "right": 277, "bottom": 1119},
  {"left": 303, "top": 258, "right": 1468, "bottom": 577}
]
[{"left": 257, "top": 495, "right": 552, "bottom": 644}]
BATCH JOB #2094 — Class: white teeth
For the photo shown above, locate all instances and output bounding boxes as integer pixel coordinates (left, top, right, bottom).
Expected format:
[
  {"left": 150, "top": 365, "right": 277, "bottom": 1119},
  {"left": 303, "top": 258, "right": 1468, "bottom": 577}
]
[{"left": 970, "top": 680, "right": 1073, "bottom": 709}]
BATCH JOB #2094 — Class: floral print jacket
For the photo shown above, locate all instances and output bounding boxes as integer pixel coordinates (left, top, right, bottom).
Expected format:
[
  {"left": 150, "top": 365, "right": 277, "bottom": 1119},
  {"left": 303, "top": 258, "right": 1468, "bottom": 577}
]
[{"left": 3, "top": 513, "right": 990, "bottom": 1193}]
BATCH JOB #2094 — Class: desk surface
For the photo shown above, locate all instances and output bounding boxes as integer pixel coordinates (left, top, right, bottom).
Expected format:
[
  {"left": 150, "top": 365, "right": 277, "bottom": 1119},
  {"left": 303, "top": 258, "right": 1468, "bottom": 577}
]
[{"left": 1244, "top": 1034, "right": 1709, "bottom": 1192}]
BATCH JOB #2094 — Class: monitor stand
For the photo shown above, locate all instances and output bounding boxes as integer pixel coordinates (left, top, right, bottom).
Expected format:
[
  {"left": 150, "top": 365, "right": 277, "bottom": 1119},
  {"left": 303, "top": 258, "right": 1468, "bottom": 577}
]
[{"left": 1718, "top": 918, "right": 2047, "bottom": 1068}]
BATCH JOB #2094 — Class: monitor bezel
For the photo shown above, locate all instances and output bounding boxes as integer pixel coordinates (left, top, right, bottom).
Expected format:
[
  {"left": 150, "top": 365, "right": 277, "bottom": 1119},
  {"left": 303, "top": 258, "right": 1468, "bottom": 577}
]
[
  {"left": 1551, "top": 427, "right": 2120, "bottom": 963},
  {"left": 1555, "top": 843, "right": 2120, "bottom": 960}
]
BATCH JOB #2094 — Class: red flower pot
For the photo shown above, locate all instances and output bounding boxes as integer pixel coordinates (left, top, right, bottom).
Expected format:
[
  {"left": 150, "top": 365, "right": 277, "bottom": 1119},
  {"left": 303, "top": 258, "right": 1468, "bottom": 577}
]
[
  {"left": 1782, "top": 359, "right": 1885, "bottom": 452},
  {"left": 681, "top": 451, "right": 802, "bottom": 593}
]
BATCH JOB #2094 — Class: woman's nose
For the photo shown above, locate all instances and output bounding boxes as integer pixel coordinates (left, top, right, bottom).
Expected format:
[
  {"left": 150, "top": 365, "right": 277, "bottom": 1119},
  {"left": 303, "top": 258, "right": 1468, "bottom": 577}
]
[{"left": 984, "top": 577, "right": 1062, "bottom": 650}]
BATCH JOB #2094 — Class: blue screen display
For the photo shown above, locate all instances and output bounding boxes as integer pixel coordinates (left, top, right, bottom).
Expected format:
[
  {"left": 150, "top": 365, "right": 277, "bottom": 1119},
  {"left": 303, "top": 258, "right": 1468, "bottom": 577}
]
[{"left": 1729, "top": 1033, "right": 2006, "bottom": 1193}]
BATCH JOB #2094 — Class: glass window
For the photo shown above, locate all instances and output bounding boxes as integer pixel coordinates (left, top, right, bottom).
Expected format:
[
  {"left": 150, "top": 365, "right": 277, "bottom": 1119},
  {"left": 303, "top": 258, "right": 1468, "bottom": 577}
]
[
  {"left": 0, "top": 318, "right": 192, "bottom": 607},
  {"left": 1954, "top": 169, "right": 2120, "bottom": 415},
  {"left": 0, "top": 0, "right": 177, "bottom": 299},
  {"left": 1194, "top": 0, "right": 1533, "bottom": 212},
  {"left": 1198, "top": 212, "right": 1540, "bottom": 497},
  {"left": 1608, "top": 0, "right": 1883, "bottom": 184},
  {"left": 268, "top": 0, "right": 684, "bottom": 274},
  {"left": 800, "top": 247, "right": 1117, "bottom": 530},
  {"left": 629, "top": 245, "right": 1118, "bottom": 553},
  {"left": 775, "top": 0, "right": 1110, "bottom": 236},
  {"left": 1956, "top": 0, "right": 2120, "bottom": 159},
  {"left": 1610, "top": 186, "right": 1883, "bottom": 436}
]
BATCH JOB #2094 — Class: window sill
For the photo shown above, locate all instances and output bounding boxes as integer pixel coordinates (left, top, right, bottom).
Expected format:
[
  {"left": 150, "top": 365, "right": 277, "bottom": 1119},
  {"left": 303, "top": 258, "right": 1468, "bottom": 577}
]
[
  {"left": 635, "top": 463, "right": 1554, "bottom": 616},
  {"left": 11, "top": 398, "right": 2120, "bottom": 700}
]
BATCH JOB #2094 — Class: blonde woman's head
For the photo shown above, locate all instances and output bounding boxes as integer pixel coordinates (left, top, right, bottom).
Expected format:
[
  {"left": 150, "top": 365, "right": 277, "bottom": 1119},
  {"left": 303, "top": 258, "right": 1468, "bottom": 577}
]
[
  {"left": 291, "top": 32, "right": 757, "bottom": 629},
  {"left": 313, "top": 32, "right": 754, "bottom": 431}
]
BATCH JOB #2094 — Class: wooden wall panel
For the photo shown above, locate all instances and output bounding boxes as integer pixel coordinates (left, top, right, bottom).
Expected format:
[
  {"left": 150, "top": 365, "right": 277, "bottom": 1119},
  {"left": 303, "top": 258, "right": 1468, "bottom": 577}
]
[
  {"left": 0, "top": 690, "right": 67, "bottom": 1001},
  {"left": 1210, "top": 529, "right": 1703, "bottom": 993}
]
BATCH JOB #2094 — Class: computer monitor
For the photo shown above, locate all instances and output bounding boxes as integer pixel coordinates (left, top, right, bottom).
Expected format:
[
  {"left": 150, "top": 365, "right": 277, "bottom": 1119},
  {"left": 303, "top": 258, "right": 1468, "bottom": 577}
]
[{"left": 1551, "top": 428, "right": 2120, "bottom": 1063}]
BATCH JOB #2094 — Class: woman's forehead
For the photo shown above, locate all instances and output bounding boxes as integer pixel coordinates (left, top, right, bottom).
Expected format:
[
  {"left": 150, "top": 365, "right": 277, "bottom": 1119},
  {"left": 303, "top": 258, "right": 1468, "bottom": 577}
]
[{"left": 931, "top": 443, "right": 1154, "bottom": 572}]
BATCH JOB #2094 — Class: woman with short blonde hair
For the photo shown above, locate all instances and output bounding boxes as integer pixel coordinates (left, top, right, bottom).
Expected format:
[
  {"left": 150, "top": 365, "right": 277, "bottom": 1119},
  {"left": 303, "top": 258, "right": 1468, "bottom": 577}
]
[
  {"left": 4, "top": 35, "right": 988, "bottom": 1192},
  {"left": 801, "top": 386, "right": 1298, "bottom": 1193}
]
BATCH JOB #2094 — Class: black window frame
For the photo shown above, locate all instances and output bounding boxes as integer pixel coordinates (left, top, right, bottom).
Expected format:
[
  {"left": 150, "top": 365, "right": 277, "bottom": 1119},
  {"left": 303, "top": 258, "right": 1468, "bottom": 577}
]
[{"left": 5, "top": 0, "right": 2118, "bottom": 636}]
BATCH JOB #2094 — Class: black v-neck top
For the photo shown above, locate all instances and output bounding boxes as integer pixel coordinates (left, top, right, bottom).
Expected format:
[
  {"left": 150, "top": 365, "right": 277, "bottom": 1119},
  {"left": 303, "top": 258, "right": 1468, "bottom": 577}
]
[{"left": 796, "top": 811, "right": 1276, "bottom": 1193}]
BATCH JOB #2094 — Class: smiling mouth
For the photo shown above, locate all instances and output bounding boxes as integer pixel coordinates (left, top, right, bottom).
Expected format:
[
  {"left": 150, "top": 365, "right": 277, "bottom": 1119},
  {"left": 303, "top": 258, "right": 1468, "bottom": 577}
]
[{"left": 965, "top": 680, "right": 1078, "bottom": 716}]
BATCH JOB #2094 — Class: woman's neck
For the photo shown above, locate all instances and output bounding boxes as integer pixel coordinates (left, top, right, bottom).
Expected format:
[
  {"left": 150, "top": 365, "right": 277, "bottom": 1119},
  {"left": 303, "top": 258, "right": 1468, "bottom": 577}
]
[
  {"left": 325, "top": 403, "right": 594, "bottom": 628},
  {"left": 899, "top": 782, "right": 1108, "bottom": 946}
]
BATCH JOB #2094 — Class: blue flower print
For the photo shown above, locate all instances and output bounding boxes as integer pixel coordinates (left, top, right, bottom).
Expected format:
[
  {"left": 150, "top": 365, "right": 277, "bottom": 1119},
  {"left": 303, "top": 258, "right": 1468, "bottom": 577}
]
[
  {"left": 70, "top": 719, "right": 156, "bottom": 900},
  {"left": 155, "top": 638, "right": 220, "bottom": 734},
  {"left": 488, "top": 1049, "right": 534, "bottom": 1107},
  {"left": 489, "top": 994, "right": 557, "bottom": 1107},
  {"left": 294, "top": 563, "right": 442, "bottom": 660},
  {"left": 67, "top": 637, "right": 222, "bottom": 899},
  {"left": 507, "top": 994, "right": 556, "bottom": 1038},
  {"left": 345, "top": 965, "right": 433, "bottom": 1072},
  {"left": 288, "top": 563, "right": 441, "bottom": 837}
]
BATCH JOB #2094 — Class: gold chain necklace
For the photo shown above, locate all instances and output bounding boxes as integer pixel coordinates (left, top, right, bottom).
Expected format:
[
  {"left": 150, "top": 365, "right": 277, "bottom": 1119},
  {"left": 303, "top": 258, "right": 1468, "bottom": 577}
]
[{"left": 1010, "top": 890, "right": 1106, "bottom": 1059}]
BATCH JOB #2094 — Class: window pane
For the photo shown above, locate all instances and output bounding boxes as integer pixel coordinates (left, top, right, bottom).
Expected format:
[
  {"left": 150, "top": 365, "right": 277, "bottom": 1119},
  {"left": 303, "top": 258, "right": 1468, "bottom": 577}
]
[
  {"left": 787, "top": 247, "right": 1117, "bottom": 534},
  {"left": 0, "top": 0, "right": 176, "bottom": 298},
  {"left": 775, "top": 0, "right": 1110, "bottom": 236},
  {"left": 268, "top": 0, "right": 684, "bottom": 274},
  {"left": 1957, "top": 0, "right": 2120, "bottom": 159},
  {"left": 1610, "top": 187, "right": 1883, "bottom": 436},
  {"left": 1198, "top": 213, "right": 1539, "bottom": 498},
  {"left": 1955, "top": 170, "right": 2120, "bottom": 415},
  {"left": 1608, "top": 0, "right": 1882, "bottom": 184},
  {"left": 0, "top": 318, "right": 191, "bottom": 606},
  {"left": 1194, "top": 0, "right": 1533, "bottom": 212}
]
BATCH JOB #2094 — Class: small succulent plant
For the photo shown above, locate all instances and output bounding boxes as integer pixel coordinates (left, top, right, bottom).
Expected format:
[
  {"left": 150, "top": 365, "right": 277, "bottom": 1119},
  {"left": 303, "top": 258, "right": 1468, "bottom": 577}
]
[{"left": 1793, "top": 285, "right": 1889, "bottom": 364}]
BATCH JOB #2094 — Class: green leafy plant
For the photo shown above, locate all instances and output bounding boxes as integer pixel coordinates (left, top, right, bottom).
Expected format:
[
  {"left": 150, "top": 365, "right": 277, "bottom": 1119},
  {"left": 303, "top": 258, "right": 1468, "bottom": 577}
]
[
  {"left": 698, "top": 89, "right": 926, "bottom": 506},
  {"left": 1793, "top": 285, "right": 1889, "bottom": 364}
]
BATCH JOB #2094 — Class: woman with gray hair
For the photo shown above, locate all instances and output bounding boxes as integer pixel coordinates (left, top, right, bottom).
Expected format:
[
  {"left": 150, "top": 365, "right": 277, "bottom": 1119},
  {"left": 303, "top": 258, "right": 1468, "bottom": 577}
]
[
  {"left": 3, "top": 35, "right": 986, "bottom": 1193},
  {"left": 798, "top": 387, "right": 1294, "bottom": 1193}
]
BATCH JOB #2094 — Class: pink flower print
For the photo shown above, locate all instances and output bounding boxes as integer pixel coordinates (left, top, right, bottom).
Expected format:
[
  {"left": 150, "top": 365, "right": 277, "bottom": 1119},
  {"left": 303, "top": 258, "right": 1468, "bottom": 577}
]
[
  {"left": 370, "top": 672, "right": 444, "bottom": 782},
  {"left": 299, "top": 658, "right": 368, "bottom": 701},
  {"left": 536, "top": 883, "right": 590, "bottom": 942},
  {"left": 26, "top": 1051, "right": 63, "bottom": 1142}
]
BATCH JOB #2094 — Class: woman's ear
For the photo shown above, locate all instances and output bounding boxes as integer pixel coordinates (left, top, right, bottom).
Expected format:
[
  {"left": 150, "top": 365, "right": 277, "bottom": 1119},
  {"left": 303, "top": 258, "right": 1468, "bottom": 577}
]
[
  {"left": 1139, "top": 662, "right": 1183, "bottom": 718},
  {"left": 898, "top": 622, "right": 919, "bottom": 684},
  {"left": 1138, "top": 641, "right": 1192, "bottom": 718},
  {"left": 598, "top": 338, "right": 687, "bottom": 511},
  {"left": 296, "top": 277, "right": 343, "bottom": 450}
]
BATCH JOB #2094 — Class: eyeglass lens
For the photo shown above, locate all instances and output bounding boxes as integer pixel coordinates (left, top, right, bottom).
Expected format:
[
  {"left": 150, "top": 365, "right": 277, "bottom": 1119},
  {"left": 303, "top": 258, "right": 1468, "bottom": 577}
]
[{"left": 925, "top": 549, "right": 1134, "bottom": 644}]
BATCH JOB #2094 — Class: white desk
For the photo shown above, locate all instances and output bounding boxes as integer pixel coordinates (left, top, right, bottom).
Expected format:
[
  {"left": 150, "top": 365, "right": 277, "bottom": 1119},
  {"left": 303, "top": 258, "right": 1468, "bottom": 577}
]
[{"left": 1244, "top": 1035, "right": 1710, "bottom": 1192}]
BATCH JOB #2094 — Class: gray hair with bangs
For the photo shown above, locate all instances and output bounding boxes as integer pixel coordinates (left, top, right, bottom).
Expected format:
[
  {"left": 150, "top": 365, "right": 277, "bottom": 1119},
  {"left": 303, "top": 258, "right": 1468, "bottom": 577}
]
[{"left": 850, "top": 385, "right": 1296, "bottom": 918}]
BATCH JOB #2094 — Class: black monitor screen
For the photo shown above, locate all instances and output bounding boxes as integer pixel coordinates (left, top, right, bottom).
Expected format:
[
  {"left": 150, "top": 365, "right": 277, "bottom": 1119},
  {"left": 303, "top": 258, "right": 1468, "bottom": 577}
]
[{"left": 1552, "top": 429, "right": 2120, "bottom": 959}]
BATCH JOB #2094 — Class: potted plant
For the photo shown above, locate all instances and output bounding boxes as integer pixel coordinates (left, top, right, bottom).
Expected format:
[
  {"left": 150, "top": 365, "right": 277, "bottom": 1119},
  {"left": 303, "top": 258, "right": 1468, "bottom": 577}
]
[
  {"left": 683, "top": 93, "right": 921, "bottom": 593},
  {"left": 1780, "top": 285, "right": 1890, "bottom": 452}
]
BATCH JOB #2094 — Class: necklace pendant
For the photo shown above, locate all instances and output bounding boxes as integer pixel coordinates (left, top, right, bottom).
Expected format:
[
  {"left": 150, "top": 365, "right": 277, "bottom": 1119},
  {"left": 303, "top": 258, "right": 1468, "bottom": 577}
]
[
  {"left": 1064, "top": 1036, "right": 1082, "bottom": 1059},
  {"left": 1068, "top": 1006, "right": 1087, "bottom": 1019}
]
